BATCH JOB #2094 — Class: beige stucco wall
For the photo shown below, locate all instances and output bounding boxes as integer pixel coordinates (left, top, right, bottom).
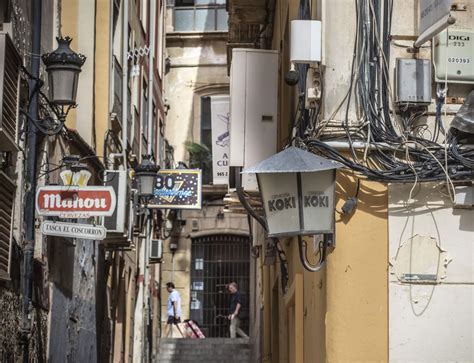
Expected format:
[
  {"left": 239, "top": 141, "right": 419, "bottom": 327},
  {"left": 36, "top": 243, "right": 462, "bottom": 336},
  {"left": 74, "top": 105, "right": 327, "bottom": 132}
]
[{"left": 164, "top": 34, "right": 229, "bottom": 164}]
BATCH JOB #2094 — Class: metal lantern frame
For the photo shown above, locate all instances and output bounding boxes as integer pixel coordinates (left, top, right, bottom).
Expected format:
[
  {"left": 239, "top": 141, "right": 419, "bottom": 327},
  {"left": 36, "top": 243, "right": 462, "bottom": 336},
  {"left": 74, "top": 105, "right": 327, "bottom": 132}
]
[
  {"left": 134, "top": 155, "right": 160, "bottom": 202},
  {"left": 42, "top": 36, "right": 86, "bottom": 109},
  {"left": 243, "top": 146, "right": 342, "bottom": 272}
]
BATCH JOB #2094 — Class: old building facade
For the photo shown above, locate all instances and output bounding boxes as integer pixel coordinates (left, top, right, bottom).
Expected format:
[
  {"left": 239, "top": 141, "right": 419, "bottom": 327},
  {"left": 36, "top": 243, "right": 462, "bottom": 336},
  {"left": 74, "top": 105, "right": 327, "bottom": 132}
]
[{"left": 0, "top": 0, "right": 168, "bottom": 361}]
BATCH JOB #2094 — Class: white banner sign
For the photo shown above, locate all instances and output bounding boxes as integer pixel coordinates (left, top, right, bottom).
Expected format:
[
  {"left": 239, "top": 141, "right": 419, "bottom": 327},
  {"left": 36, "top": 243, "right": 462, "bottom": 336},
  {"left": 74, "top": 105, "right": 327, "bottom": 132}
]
[
  {"left": 210, "top": 95, "right": 230, "bottom": 185},
  {"left": 419, "top": 0, "right": 452, "bottom": 35},
  {"left": 41, "top": 221, "right": 107, "bottom": 240}
]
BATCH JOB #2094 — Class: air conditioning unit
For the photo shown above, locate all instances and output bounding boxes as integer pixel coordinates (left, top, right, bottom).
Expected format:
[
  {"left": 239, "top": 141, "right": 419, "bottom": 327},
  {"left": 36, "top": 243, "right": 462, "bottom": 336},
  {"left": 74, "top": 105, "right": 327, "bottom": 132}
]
[
  {"left": 149, "top": 239, "right": 163, "bottom": 261},
  {"left": 229, "top": 48, "right": 278, "bottom": 191},
  {"left": 102, "top": 170, "right": 129, "bottom": 234},
  {"left": 0, "top": 32, "right": 21, "bottom": 152}
]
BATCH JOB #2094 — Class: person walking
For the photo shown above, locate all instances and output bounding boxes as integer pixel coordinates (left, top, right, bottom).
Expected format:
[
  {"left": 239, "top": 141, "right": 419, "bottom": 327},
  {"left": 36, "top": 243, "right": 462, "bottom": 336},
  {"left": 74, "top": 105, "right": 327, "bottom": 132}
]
[
  {"left": 227, "top": 282, "right": 249, "bottom": 338},
  {"left": 165, "top": 282, "right": 184, "bottom": 337}
]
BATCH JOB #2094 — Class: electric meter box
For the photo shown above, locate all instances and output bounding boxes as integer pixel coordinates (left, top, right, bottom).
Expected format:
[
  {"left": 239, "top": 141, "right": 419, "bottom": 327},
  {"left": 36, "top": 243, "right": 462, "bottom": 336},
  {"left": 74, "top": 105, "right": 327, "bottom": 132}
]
[
  {"left": 433, "top": 29, "right": 474, "bottom": 84},
  {"left": 395, "top": 58, "right": 432, "bottom": 104},
  {"left": 230, "top": 48, "right": 278, "bottom": 192}
]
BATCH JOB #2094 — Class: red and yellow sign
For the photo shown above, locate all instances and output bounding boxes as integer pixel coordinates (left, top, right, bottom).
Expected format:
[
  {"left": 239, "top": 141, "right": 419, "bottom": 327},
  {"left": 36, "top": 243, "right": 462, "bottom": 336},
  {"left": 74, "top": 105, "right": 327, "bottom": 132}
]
[{"left": 36, "top": 186, "right": 117, "bottom": 218}]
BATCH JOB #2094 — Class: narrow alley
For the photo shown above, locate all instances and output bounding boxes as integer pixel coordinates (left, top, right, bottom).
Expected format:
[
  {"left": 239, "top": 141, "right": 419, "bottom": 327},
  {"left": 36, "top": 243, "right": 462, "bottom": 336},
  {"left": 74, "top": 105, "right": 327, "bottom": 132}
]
[{"left": 0, "top": 0, "right": 473, "bottom": 362}]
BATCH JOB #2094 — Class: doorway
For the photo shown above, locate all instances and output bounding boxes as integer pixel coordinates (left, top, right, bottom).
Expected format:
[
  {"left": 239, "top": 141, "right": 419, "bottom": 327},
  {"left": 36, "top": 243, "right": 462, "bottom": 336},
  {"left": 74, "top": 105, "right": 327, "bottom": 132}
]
[{"left": 190, "top": 234, "right": 250, "bottom": 337}]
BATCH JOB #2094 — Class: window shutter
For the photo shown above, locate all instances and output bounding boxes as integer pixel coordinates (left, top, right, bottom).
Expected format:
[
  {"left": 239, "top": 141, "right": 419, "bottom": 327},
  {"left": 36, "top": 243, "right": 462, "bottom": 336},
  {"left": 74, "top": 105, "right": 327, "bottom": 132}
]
[
  {"left": 0, "top": 171, "right": 15, "bottom": 280},
  {"left": 0, "top": 32, "right": 21, "bottom": 152}
]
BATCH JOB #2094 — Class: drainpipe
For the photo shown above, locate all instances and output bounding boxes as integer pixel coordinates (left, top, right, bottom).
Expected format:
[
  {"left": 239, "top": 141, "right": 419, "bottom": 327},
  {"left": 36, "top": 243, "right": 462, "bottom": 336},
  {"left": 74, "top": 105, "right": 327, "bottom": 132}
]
[
  {"left": 122, "top": 0, "right": 129, "bottom": 164},
  {"left": 21, "top": 0, "right": 41, "bottom": 361},
  {"left": 144, "top": 2, "right": 156, "bottom": 361},
  {"left": 147, "top": 0, "right": 155, "bottom": 156}
]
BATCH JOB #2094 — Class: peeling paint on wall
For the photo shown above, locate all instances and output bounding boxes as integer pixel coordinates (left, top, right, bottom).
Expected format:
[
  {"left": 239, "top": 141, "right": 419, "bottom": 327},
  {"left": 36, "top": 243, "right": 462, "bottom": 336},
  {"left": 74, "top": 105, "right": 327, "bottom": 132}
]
[{"left": 390, "top": 234, "right": 452, "bottom": 284}]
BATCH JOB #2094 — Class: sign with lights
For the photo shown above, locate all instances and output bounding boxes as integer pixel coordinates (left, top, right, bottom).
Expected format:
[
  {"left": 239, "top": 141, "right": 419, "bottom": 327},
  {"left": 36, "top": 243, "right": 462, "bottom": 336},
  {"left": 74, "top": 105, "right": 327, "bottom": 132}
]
[
  {"left": 148, "top": 169, "right": 202, "bottom": 209},
  {"left": 36, "top": 186, "right": 117, "bottom": 218}
]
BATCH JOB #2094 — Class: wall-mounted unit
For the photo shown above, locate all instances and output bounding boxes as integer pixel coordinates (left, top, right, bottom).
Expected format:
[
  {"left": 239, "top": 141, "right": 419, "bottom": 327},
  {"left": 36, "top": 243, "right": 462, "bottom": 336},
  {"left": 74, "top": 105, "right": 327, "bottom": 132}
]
[
  {"left": 149, "top": 239, "right": 163, "bottom": 261},
  {"left": 290, "top": 20, "right": 322, "bottom": 64},
  {"left": 0, "top": 171, "right": 15, "bottom": 280},
  {"left": 395, "top": 58, "right": 432, "bottom": 104},
  {"left": 0, "top": 32, "right": 21, "bottom": 151},
  {"left": 102, "top": 170, "right": 129, "bottom": 235},
  {"left": 229, "top": 48, "right": 278, "bottom": 191},
  {"left": 433, "top": 29, "right": 474, "bottom": 84}
]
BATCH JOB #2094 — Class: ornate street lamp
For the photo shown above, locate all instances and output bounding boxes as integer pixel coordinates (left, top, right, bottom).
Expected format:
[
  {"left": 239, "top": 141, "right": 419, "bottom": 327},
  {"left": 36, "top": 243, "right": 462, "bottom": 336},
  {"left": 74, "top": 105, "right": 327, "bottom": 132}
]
[
  {"left": 134, "top": 155, "right": 160, "bottom": 202},
  {"left": 243, "top": 146, "right": 342, "bottom": 271},
  {"left": 20, "top": 36, "right": 86, "bottom": 133},
  {"left": 42, "top": 36, "right": 86, "bottom": 121}
]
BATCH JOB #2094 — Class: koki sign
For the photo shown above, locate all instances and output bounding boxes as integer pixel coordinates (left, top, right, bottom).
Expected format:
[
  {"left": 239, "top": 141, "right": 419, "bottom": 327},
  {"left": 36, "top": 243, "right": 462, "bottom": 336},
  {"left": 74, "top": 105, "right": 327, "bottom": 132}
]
[{"left": 36, "top": 186, "right": 117, "bottom": 218}]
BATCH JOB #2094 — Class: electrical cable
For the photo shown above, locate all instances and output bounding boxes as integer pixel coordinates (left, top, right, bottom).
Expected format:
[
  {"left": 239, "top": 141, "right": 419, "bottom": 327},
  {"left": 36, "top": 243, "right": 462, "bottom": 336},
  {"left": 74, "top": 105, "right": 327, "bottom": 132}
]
[{"left": 302, "top": 0, "right": 474, "bottom": 183}]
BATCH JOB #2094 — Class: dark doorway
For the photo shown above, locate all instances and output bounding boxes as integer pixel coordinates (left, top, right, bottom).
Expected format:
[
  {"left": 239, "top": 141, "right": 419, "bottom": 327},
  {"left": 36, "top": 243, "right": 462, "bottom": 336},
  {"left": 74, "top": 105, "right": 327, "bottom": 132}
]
[{"left": 190, "top": 234, "right": 250, "bottom": 337}]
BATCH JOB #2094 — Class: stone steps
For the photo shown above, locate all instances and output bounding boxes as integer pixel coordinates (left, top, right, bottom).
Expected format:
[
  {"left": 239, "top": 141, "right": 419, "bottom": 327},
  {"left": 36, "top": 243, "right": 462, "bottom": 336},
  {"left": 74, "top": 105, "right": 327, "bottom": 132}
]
[{"left": 155, "top": 338, "right": 251, "bottom": 363}]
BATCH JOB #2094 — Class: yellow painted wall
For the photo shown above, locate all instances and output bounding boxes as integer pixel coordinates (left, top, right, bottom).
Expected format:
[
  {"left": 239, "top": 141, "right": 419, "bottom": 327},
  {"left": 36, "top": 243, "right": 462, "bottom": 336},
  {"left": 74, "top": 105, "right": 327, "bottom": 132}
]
[
  {"left": 94, "top": 0, "right": 111, "bottom": 158},
  {"left": 60, "top": 0, "right": 78, "bottom": 130},
  {"left": 260, "top": 0, "right": 389, "bottom": 360},
  {"left": 262, "top": 173, "right": 388, "bottom": 363},
  {"left": 326, "top": 172, "right": 388, "bottom": 362}
]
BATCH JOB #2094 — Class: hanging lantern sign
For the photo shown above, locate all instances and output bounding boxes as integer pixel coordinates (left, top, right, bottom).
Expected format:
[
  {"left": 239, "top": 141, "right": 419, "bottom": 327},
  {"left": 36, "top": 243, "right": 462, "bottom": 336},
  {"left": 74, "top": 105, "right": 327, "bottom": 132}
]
[{"left": 243, "top": 147, "right": 342, "bottom": 237}]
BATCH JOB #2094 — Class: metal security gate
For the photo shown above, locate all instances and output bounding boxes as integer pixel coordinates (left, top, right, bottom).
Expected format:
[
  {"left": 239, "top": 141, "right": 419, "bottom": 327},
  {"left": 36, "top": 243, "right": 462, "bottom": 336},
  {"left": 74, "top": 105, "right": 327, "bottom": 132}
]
[{"left": 190, "top": 234, "right": 250, "bottom": 337}]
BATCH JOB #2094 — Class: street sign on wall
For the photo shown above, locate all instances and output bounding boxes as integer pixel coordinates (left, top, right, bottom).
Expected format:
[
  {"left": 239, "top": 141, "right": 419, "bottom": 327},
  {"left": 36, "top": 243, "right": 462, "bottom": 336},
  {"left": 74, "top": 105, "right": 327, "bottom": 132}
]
[
  {"left": 419, "top": 0, "right": 452, "bottom": 35},
  {"left": 41, "top": 221, "right": 107, "bottom": 240},
  {"left": 36, "top": 186, "right": 117, "bottom": 218},
  {"left": 148, "top": 169, "right": 202, "bottom": 209},
  {"left": 210, "top": 95, "right": 230, "bottom": 185}
]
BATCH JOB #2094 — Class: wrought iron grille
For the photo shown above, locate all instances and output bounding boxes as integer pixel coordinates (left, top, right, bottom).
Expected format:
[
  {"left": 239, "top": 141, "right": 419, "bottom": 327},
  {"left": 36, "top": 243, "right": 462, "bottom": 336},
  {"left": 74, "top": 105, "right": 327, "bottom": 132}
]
[{"left": 190, "top": 234, "right": 250, "bottom": 337}]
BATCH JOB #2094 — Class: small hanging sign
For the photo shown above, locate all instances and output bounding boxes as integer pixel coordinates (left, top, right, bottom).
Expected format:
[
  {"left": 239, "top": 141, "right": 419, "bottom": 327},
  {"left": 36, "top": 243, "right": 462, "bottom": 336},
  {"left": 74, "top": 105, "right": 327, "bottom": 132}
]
[{"left": 41, "top": 221, "right": 107, "bottom": 240}]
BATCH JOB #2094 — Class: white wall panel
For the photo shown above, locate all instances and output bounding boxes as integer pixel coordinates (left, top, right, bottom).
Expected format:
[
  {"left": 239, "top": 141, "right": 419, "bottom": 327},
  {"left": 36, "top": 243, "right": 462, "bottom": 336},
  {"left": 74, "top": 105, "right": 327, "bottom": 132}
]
[{"left": 389, "top": 183, "right": 474, "bottom": 362}]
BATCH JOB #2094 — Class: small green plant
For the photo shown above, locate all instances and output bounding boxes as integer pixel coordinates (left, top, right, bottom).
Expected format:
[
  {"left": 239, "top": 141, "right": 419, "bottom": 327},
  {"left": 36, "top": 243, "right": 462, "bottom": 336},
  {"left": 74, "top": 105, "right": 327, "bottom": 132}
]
[{"left": 184, "top": 141, "right": 211, "bottom": 170}]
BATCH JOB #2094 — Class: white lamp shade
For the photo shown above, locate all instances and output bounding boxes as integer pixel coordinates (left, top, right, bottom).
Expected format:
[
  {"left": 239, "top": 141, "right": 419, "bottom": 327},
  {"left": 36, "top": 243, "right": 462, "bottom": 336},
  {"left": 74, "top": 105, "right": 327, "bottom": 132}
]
[
  {"left": 258, "top": 170, "right": 336, "bottom": 237},
  {"left": 48, "top": 68, "right": 79, "bottom": 105},
  {"left": 300, "top": 170, "right": 336, "bottom": 233},
  {"left": 138, "top": 174, "right": 157, "bottom": 197},
  {"left": 259, "top": 172, "right": 301, "bottom": 236}
]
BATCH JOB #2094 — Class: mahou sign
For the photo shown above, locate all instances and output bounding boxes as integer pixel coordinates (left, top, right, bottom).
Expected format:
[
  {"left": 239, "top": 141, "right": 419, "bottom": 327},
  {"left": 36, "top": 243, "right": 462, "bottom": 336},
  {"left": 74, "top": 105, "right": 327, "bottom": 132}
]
[{"left": 36, "top": 186, "right": 117, "bottom": 218}]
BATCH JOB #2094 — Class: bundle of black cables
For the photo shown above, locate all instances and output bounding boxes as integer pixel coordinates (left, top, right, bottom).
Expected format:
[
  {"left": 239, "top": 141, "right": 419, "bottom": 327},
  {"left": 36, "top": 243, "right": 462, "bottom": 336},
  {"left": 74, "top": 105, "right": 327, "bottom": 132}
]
[{"left": 299, "top": 0, "right": 474, "bottom": 182}]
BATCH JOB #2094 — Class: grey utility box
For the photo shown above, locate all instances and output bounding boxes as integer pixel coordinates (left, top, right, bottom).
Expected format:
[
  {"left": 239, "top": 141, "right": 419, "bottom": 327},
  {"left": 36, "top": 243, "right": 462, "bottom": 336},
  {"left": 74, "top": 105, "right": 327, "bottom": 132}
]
[{"left": 395, "top": 58, "right": 432, "bottom": 105}]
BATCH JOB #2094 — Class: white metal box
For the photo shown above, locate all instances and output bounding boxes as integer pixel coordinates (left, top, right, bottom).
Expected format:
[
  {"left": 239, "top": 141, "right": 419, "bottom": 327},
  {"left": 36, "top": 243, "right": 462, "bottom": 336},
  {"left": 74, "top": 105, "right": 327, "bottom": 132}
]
[
  {"left": 395, "top": 58, "right": 432, "bottom": 104},
  {"left": 433, "top": 29, "right": 474, "bottom": 84},
  {"left": 149, "top": 239, "right": 163, "bottom": 260},
  {"left": 230, "top": 49, "right": 278, "bottom": 191},
  {"left": 102, "top": 170, "right": 129, "bottom": 234},
  {"left": 290, "top": 20, "right": 322, "bottom": 64}
]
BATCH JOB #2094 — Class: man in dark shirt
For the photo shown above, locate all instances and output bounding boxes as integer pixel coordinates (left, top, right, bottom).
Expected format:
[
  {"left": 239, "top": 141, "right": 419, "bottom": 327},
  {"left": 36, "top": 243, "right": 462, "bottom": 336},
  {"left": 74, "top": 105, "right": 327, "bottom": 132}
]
[{"left": 227, "top": 282, "right": 248, "bottom": 338}]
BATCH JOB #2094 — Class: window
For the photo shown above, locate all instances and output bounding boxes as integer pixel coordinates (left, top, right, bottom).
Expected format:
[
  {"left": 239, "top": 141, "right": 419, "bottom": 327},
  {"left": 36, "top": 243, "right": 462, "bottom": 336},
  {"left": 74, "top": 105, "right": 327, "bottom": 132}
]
[
  {"left": 171, "top": 0, "right": 228, "bottom": 32},
  {"left": 200, "top": 96, "right": 212, "bottom": 184},
  {"left": 141, "top": 79, "right": 148, "bottom": 149}
]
